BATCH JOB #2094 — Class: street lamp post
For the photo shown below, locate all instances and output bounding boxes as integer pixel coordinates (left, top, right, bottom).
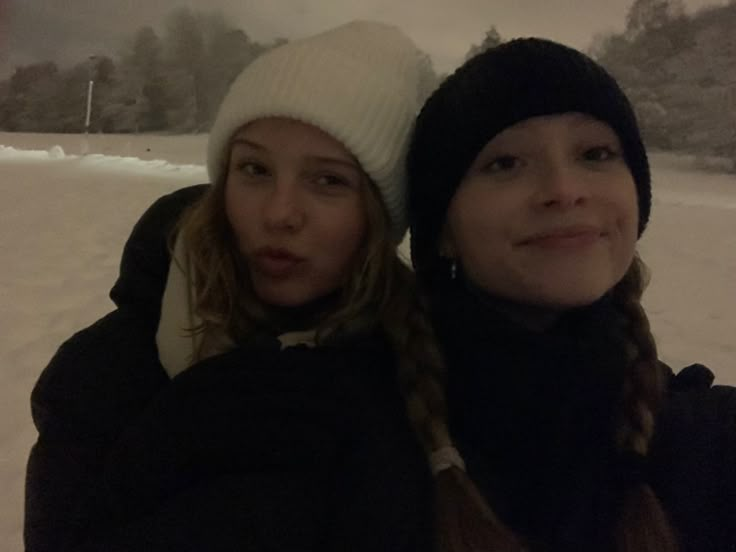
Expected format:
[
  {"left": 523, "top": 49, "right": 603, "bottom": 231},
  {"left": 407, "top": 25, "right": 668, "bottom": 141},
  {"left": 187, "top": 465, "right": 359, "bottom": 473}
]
[{"left": 84, "top": 55, "right": 97, "bottom": 135}]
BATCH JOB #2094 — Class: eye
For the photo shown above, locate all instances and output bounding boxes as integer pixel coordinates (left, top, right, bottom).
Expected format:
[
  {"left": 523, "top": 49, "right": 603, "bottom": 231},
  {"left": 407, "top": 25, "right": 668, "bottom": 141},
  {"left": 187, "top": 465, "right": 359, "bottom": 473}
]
[
  {"left": 311, "top": 172, "right": 361, "bottom": 195},
  {"left": 481, "top": 155, "right": 522, "bottom": 173},
  {"left": 315, "top": 174, "right": 349, "bottom": 187},
  {"left": 236, "top": 161, "right": 269, "bottom": 177},
  {"left": 582, "top": 146, "right": 620, "bottom": 162},
  {"left": 230, "top": 159, "right": 272, "bottom": 183}
]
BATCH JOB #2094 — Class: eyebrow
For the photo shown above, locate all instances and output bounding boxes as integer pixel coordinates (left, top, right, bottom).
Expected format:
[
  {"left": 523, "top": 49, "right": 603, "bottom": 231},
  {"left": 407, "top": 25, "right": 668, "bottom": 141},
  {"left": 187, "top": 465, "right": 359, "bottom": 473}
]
[
  {"left": 230, "top": 137, "right": 361, "bottom": 171},
  {"left": 308, "top": 155, "right": 362, "bottom": 172},
  {"left": 567, "top": 113, "right": 609, "bottom": 130},
  {"left": 230, "top": 137, "right": 266, "bottom": 151}
]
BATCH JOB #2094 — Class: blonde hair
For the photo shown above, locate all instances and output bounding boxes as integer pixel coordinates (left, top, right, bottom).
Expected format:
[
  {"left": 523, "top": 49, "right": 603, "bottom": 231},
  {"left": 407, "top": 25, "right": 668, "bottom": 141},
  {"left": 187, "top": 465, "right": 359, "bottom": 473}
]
[
  {"left": 174, "top": 142, "right": 454, "bottom": 494},
  {"left": 173, "top": 150, "right": 450, "bottom": 434}
]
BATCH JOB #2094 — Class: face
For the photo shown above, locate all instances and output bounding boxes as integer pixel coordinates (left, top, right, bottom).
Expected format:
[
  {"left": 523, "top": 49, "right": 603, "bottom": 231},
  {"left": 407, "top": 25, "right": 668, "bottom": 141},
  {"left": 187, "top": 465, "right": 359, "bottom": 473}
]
[
  {"left": 442, "top": 113, "right": 639, "bottom": 310},
  {"left": 225, "top": 117, "right": 368, "bottom": 307}
]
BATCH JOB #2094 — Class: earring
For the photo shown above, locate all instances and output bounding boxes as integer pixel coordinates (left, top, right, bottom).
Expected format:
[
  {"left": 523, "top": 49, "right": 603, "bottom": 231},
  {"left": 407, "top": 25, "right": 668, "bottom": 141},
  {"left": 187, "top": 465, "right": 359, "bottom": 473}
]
[{"left": 450, "top": 259, "right": 457, "bottom": 280}]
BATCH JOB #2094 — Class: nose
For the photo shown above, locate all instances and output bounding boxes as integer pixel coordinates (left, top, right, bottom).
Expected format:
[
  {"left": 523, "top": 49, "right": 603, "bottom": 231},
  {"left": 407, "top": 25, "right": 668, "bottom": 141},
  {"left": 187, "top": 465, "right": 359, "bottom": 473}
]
[
  {"left": 534, "top": 161, "right": 591, "bottom": 209},
  {"left": 262, "top": 178, "right": 305, "bottom": 232}
]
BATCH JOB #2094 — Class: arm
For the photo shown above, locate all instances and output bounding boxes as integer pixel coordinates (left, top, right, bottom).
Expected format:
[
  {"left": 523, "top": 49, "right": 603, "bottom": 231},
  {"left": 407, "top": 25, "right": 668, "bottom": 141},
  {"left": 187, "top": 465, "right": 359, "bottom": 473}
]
[
  {"left": 327, "top": 342, "right": 435, "bottom": 552},
  {"left": 25, "top": 185, "right": 207, "bottom": 551},
  {"left": 25, "top": 316, "right": 338, "bottom": 552},
  {"left": 73, "top": 344, "right": 431, "bottom": 551},
  {"left": 25, "top": 308, "right": 167, "bottom": 552},
  {"left": 75, "top": 347, "right": 347, "bottom": 551},
  {"left": 109, "top": 183, "right": 209, "bottom": 315}
]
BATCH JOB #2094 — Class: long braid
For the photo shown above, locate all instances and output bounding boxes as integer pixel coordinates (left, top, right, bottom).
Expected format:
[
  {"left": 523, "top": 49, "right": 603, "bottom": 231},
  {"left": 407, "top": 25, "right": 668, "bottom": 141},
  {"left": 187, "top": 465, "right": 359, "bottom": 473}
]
[
  {"left": 379, "top": 256, "right": 450, "bottom": 452},
  {"left": 610, "top": 256, "right": 679, "bottom": 551},
  {"left": 389, "top": 256, "right": 678, "bottom": 551},
  {"left": 611, "top": 256, "right": 663, "bottom": 453},
  {"left": 378, "top": 255, "right": 525, "bottom": 551}
]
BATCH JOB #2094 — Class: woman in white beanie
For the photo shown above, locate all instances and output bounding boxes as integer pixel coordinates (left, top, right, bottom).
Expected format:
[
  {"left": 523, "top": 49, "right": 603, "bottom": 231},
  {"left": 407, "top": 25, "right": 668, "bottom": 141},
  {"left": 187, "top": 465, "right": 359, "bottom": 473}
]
[{"left": 25, "top": 21, "right": 444, "bottom": 551}]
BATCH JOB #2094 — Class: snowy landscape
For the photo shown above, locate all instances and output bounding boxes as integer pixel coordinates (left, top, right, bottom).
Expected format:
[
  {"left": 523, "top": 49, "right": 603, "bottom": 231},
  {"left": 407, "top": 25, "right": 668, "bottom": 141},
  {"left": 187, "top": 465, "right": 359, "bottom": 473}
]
[{"left": 1, "top": 132, "right": 735, "bottom": 550}]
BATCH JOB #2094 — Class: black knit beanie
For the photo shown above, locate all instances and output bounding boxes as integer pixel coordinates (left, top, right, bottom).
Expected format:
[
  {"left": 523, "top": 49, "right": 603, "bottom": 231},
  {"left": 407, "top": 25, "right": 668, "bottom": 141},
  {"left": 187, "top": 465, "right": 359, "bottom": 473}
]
[{"left": 407, "top": 38, "right": 651, "bottom": 284}]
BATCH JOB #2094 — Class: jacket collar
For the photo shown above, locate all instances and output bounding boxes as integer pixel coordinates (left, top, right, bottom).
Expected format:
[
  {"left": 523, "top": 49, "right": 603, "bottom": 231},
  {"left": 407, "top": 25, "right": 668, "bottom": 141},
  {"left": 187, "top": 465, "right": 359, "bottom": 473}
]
[{"left": 156, "top": 234, "right": 319, "bottom": 379}]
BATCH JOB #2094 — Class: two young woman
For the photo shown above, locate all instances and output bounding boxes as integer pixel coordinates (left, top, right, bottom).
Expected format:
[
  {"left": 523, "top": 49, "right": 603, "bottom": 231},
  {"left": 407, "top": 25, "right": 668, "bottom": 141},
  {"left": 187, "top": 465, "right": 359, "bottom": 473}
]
[{"left": 26, "top": 21, "right": 735, "bottom": 552}]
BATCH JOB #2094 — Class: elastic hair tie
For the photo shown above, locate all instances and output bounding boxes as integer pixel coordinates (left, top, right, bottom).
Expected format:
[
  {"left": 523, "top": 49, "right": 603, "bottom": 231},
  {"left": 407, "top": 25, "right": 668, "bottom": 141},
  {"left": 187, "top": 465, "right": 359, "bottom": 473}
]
[{"left": 430, "top": 446, "right": 466, "bottom": 475}]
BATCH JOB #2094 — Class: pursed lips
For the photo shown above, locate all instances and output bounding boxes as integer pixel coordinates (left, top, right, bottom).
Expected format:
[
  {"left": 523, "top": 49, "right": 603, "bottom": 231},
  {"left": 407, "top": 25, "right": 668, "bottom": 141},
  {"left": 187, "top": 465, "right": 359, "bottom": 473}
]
[{"left": 251, "top": 247, "right": 307, "bottom": 277}]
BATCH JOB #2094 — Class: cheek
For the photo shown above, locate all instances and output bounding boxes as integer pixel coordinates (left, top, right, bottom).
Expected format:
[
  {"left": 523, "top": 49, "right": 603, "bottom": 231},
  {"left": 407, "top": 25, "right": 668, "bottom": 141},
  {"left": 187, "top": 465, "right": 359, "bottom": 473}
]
[
  {"left": 613, "top": 180, "right": 640, "bottom": 251},
  {"left": 224, "top": 182, "right": 256, "bottom": 246},
  {"left": 455, "top": 228, "right": 506, "bottom": 288},
  {"left": 446, "top": 189, "right": 508, "bottom": 261},
  {"left": 326, "top": 207, "right": 367, "bottom": 264},
  {"left": 610, "top": 171, "right": 638, "bottom": 218},
  {"left": 224, "top": 188, "right": 237, "bottom": 227},
  {"left": 616, "top": 221, "right": 639, "bottom": 282},
  {"left": 447, "top": 214, "right": 511, "bottom": 296}
]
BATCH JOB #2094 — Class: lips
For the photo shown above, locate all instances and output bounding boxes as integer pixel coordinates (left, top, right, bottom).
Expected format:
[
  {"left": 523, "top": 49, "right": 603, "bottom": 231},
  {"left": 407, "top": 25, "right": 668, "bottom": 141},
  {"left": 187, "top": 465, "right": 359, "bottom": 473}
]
[
  {"left": 519, "top": 225, "right": 605, "bottom": 249},
  {"left": 251, "top": 247, "right": 306, "bottom": 278}
]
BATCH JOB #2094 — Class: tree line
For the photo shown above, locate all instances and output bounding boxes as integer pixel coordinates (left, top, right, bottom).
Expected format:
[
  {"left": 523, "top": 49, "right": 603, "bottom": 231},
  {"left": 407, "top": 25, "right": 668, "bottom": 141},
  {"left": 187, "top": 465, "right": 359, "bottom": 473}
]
[
  {"left": 460, "top": 0, "right": 736, "bottom": 169},
  {"left": 0, "top": 7, "right": 498, "bottom": 136},
  {"left": 592, "top": 0, "right": 736, "bottom": 168},
  {"left": 1, "top": 1, "right": 734, "bottom": 170},
  {"left": 0, "top": 8, "right": 276, "bottom": 134}
]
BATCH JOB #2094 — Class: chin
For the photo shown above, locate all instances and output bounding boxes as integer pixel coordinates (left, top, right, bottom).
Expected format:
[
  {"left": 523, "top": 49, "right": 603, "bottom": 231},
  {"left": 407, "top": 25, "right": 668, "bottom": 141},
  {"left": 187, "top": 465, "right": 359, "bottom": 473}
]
[
  {"left": 259, "top": 297, "right": 308, "bottom": 308},
  {"left": 252, "top": 286, "right": 313, "bottom": 308},
  {"left": 536, "top": 287, "right": 610, "bottom": 310}
]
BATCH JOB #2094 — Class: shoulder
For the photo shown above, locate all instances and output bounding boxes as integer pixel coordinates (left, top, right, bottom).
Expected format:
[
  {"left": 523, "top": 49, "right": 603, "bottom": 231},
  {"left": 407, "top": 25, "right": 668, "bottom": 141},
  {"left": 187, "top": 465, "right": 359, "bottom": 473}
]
[
  {"left": 32, "top": 186, "right": 209, "bottom": 437},
  {"left": 127, "top": 184, "right": 211, "bottom": 239},
  {"left": 663, "top": 363, "right": 736, "bottom": 429},
  {"left": 654, "top": 363, "right": 736, "bottom": 455},
  {"left": 109, "top": 184, "right": 210, "bottom": 313}
]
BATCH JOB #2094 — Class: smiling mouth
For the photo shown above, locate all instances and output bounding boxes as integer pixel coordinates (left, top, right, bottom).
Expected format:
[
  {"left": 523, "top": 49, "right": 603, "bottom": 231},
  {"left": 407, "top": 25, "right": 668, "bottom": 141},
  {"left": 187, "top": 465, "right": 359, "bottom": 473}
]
[{"left": 519, "top": 227, "right": 605, "bottom": 249}]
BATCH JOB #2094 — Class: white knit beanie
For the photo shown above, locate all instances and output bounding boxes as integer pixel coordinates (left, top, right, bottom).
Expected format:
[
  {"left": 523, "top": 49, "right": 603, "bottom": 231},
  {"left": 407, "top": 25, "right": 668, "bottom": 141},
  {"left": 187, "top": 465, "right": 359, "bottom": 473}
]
[{"left": 207, "top": 20, "right": 436, "bottom": 242}]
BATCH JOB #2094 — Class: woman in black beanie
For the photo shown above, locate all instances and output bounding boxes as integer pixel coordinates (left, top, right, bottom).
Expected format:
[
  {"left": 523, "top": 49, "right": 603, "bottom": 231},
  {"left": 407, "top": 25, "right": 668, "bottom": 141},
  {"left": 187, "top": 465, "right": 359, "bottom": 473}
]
[{"left": 407, "top": 38, "right": 736, "bottom": 552}]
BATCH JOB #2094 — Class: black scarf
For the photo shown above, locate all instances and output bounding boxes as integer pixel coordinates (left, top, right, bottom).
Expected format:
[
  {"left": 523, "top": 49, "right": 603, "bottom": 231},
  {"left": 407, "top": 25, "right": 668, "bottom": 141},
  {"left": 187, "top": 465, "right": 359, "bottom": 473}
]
[{"left": 431, "top": 278, "right": 640, "bottom": 549}]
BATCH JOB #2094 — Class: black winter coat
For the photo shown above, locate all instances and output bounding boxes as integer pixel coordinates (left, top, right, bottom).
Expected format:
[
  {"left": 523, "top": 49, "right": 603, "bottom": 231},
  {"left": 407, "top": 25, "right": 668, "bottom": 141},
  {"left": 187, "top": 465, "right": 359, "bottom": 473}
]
[
  {"left": 24, "top": 185, "right": 434, "bottom": 552},
  {"left": 431, "top": 279, "right": 736, "bottom": 551}
]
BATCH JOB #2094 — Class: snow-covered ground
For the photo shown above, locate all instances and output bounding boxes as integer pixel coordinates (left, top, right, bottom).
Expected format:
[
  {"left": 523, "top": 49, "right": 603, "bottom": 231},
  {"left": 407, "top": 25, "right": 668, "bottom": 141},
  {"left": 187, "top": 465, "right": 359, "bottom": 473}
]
[{"left": 1, "top": 132, "right": 735, "bottom": 550}]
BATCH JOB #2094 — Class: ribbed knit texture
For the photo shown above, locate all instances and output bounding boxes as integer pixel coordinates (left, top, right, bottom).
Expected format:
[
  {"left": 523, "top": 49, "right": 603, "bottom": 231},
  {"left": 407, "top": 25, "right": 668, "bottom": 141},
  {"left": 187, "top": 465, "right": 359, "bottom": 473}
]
[
  {"left": 208, "top": 21, "right": 437, "bottom": 241},
  {"left": 407, "top": 38, "right": 651, "bottom": 277}
]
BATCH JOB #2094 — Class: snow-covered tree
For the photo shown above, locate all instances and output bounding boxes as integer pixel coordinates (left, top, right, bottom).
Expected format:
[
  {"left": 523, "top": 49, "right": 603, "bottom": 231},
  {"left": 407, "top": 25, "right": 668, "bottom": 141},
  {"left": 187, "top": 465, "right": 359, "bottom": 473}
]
[{"left": 464, "top": 27, "right": 503, "bottom": 61}]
